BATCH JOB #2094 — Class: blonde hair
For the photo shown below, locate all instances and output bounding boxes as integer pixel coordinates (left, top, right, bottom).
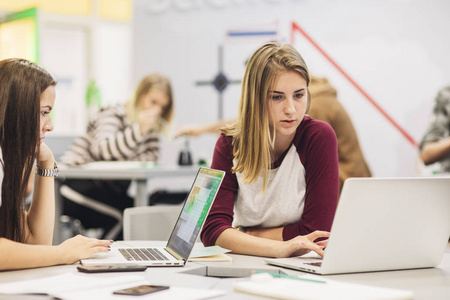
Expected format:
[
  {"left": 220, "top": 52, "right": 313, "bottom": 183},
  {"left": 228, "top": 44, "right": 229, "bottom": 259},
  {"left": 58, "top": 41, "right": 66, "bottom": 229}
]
[
  {"left": 126, "top": 73, "right": 174, "bottom": 131},
  {"left": 223, "top": 42, "right": 310, "bottom": 190}
]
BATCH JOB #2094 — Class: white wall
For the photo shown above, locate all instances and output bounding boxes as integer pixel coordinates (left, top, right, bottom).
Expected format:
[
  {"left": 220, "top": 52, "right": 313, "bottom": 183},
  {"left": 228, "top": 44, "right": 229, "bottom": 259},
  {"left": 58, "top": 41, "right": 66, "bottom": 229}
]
[
  {"left": 92, "top": 22, "right": 133, "bottom": 106},
  {"left": 40, "top": 24, "right": 89, "bottom": 135},
  {"left": 132, "top": 0, "right": 450, "bottom": 176},
  {"left": 38, "top": 11, "right": 133, "bottom": 135}
]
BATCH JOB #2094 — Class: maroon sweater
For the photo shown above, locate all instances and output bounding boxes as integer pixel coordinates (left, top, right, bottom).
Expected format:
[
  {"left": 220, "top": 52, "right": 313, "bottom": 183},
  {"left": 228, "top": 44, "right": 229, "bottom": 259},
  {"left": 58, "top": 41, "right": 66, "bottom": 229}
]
[{"left": 201, "top": 116, "right": 339, "bottom": 246}]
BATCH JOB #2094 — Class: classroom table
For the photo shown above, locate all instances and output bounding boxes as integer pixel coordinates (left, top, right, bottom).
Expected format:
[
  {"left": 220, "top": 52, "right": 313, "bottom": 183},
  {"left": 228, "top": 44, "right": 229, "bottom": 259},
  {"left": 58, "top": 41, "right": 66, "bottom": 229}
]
[
  {"left": 0, "top": 241, "right": 449, "bottom": 299},
  {"left": 54, "top": 163, "right": 200, "bottom": 243}
]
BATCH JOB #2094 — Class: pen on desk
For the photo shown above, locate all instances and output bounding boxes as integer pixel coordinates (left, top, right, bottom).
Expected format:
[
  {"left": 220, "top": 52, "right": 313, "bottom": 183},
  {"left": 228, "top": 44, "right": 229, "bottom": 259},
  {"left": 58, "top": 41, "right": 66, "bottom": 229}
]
[{"left": 254, "top": 271, "right": 327, "bottom": 284}]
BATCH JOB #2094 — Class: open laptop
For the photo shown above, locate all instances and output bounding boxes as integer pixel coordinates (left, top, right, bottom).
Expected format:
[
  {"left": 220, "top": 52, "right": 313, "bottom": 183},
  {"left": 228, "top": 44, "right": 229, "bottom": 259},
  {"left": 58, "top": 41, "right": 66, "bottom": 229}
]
[
  {"left": 81, "top": 167, "right": 225, "bottom": 267},
  {"left": 266, "top": 177, "right": 450, "bottom": 275}
]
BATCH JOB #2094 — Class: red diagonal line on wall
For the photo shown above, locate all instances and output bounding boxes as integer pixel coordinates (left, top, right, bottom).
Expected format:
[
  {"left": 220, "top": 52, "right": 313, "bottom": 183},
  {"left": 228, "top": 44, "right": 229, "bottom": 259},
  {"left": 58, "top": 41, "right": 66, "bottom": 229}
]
[{"left": 291, "top": 22, "right": 418, "bottom": 148}]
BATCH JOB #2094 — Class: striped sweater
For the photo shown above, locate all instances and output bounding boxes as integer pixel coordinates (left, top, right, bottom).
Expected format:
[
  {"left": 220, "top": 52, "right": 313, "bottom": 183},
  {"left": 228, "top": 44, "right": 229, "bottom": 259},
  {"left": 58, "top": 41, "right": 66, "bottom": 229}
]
[{"left": 61, "top": 105, "right": 159, "bottom": 165}]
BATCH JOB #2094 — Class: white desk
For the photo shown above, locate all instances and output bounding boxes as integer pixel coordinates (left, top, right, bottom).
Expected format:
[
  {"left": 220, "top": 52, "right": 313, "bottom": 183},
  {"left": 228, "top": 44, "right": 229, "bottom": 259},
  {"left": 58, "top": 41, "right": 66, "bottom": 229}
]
[
  {"left": 0, "top": 241, "right": 449, "bottom": 299},
  {"left": 54, "top": 163, "right": 199, "bottom": 243},
  {"left": 57, "top": 163, "right": 200, "bottom": 207}
]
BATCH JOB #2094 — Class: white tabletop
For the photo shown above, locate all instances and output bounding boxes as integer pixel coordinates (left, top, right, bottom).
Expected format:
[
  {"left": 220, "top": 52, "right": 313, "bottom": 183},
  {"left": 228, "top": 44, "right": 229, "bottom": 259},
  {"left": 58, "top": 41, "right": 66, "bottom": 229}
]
[
  {"left": 0, "top": 241, "right": 449, "bottom": 299},
  {"left": 58, "top": 162, "right": 200, "bottom": 180}
]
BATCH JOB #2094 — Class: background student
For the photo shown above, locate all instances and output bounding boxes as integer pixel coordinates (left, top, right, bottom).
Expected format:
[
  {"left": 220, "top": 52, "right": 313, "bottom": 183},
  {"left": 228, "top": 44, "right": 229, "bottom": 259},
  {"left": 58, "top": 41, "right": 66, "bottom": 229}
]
[
  {"left": 60, "top": 74, "right": 174, "bottom": 240},
  {"left": 177, "top": 75, "right": 371, "bottom": 195},
  {"left": 0, "top": 58, "right": 111, "bottom": 271},
  {"left": 419, "top": 85, "right": 450, "bottom": 173},
  {"left": 307, "top": 75, "right": 371, "bottom": 193},
  {"left": 201, "top": 42, "right": 339, "bottom": 258}
]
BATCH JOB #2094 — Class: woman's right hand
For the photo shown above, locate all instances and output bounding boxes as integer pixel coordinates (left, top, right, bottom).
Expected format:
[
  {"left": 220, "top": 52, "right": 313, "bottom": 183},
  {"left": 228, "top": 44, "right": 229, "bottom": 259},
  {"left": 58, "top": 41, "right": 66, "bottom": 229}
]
[
  {"left": 277, "top": 231, "right": 330, "bottom": 258},
  {"left": 57, "top": 235, "right": 112, "bottom": 264},
  {"left": 138, "top": 108, "right": 161, "bottom": 134},
  {"left": 175, "top": 124, "right": 205, "bottom": 138}
]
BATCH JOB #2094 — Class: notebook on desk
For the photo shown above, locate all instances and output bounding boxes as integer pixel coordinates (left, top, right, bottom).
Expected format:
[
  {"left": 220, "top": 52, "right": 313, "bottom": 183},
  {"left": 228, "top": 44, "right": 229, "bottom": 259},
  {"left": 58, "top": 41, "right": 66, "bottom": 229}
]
[
  {"left": 81, "top": 167, "right": 225, "bottom": 267},
  {"left": 266, "top": 177, "right": 450, "bottom": 275}
]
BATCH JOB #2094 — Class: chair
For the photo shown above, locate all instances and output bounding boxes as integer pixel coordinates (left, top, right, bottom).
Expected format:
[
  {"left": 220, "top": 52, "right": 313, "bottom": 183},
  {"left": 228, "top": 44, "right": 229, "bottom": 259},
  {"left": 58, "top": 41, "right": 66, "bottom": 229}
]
[
  {"left": 123, "top": 205, "right": 183, "bottom": 241},
  {"left": 60, "top": 184, "right": 123, "bottom": 240}
]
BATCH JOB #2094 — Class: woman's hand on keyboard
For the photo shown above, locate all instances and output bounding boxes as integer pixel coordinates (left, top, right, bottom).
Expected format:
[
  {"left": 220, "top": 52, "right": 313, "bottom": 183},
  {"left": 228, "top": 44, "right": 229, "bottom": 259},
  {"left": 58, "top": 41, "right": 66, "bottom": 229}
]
[
  {"left": 57, "top": 235, "right": 113, "bottom": 264},
  {"left": 278, "top": 231, "right": 329, "bottom": 258}
]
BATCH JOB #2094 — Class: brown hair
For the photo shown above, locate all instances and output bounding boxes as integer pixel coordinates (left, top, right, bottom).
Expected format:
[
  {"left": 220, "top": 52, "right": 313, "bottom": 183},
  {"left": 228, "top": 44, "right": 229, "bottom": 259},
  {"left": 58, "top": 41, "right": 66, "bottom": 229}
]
[{"left": 0, "top": 58, "right": 56, "bottom": 242}]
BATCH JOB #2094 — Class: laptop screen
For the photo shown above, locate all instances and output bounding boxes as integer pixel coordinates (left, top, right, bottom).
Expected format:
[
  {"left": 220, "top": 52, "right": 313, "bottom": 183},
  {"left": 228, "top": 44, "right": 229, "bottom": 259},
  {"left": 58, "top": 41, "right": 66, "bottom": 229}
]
[{"left": 166, "top": 167, "right": 225, "bottom": 260}]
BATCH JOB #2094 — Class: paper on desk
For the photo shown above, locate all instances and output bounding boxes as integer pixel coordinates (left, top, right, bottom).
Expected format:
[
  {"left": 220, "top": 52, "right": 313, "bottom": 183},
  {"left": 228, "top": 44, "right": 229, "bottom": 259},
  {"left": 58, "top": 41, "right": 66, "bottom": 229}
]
[
  {"left": 234, "top": 273, "right": 414, "bottom": 300},
  {"left": 0, "top": 272, "right": 144, "bottom": 297},
  {"left": 0, "top": 272, "right": 226, "bottom": 300},
  {"left": 189, "top": 245, "right": 232, "bottom": 262}
]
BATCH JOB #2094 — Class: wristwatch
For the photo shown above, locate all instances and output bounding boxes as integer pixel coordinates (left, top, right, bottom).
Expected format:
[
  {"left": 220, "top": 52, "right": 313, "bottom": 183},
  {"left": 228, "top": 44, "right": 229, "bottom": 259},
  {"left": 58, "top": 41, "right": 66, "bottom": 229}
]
[
  {"left": 236, "top": 226, "right": 248, "bottom": 233},
  {"left": 36, "top": 161, "right": 59, "bottom": 177}
]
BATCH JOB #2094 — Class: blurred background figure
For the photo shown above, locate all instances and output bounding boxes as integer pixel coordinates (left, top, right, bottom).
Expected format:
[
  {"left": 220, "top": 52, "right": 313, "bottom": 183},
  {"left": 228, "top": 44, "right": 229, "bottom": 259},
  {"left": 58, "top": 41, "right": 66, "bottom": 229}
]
[
  {"left": 60, "top": 73, "right": 174, "bottom": 240},
  {"left": 307, "top": 76, "right": 371, "bottom": 194},
  {"left": 176, "top": 75, "right": 371, "bottom": 194},
  {"left": 419, "top": 86, "right": 450, "bottom": 173}
]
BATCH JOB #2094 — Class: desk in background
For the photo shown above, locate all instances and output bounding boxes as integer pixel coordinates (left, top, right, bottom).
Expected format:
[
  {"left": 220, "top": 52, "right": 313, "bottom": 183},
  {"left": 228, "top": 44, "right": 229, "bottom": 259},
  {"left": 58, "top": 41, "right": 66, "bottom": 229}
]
[
  {"left": 54, "top": 162, "right": 199, "bottom": 243},
  {"left": 0, "top": 241, "right": 449, "bottom": 299}
]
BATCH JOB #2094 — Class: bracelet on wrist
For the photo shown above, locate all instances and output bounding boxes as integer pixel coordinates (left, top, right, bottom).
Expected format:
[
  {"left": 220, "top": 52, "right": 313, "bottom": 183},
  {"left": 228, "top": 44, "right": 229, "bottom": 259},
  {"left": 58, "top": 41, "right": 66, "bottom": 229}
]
[{"left": 36, "top": 161, "right": 59, "bottom": 177}]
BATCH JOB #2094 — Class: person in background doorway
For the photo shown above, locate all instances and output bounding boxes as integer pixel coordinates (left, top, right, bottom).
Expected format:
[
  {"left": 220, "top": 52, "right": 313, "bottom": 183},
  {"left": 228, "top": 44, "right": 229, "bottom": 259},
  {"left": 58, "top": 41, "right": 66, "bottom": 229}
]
[
  {"left": 0, "top": 58, "right": 111, "bottom": 271},
  {"left": 60, "top": 74, "right": 174, "bottom": 240},
  {"left": 201, "top": 42, "right": 338, "bottom": 258},
  {"left": 176, "top": 75, "right": 371, "bottom": 195},
  {"left": 307, "top": 76, "right": 371, "bottom": 193},
  {"left": 419, "top": 86, "right": 450, "bottom": 173}
]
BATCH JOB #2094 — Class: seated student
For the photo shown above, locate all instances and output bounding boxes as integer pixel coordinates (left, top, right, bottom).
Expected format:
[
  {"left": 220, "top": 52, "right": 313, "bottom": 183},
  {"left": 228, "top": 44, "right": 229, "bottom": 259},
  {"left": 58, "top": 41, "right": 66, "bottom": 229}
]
[
  {"left": 0, "top": 58, "right": 111, "bottom": 271},
  {"left": 60, "top": 74, "right": 174, "bottom": 240},
  {"left": 200, "top": 42, "right": 338, "bottom": 258},
  {"left": 419, "top": 86, "right": 450, "bottom": 172},
  {"left": 176, "top": 76, "right": 371, "bottom": 195}
]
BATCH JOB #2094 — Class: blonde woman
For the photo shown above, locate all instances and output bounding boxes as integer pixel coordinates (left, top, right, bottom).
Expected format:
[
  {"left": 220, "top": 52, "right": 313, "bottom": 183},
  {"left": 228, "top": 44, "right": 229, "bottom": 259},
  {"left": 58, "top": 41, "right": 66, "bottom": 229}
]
[
  {"left": 201, "top": 43, "right": 339, "bottom": 258},
  {"left": 60, "top": 74, "right": 174, "bottom": 240}
]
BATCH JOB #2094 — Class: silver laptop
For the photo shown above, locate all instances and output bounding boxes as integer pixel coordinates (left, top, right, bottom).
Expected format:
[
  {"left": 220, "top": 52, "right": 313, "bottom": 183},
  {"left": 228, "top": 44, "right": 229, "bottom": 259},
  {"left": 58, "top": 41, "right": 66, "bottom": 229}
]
[
  {"left": 266, "top": 177, "right": 450, "bottom": 275},
  {"left": 81, "top": 167, "right": 225, "bottom": 267}
]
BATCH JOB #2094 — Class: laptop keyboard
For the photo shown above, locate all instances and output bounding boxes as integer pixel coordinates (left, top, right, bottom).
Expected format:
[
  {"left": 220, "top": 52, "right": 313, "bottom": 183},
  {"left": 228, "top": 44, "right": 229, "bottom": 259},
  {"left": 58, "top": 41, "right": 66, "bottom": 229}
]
[{"left": 119, "top": 248, "right": 169, "bottom": 261}]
